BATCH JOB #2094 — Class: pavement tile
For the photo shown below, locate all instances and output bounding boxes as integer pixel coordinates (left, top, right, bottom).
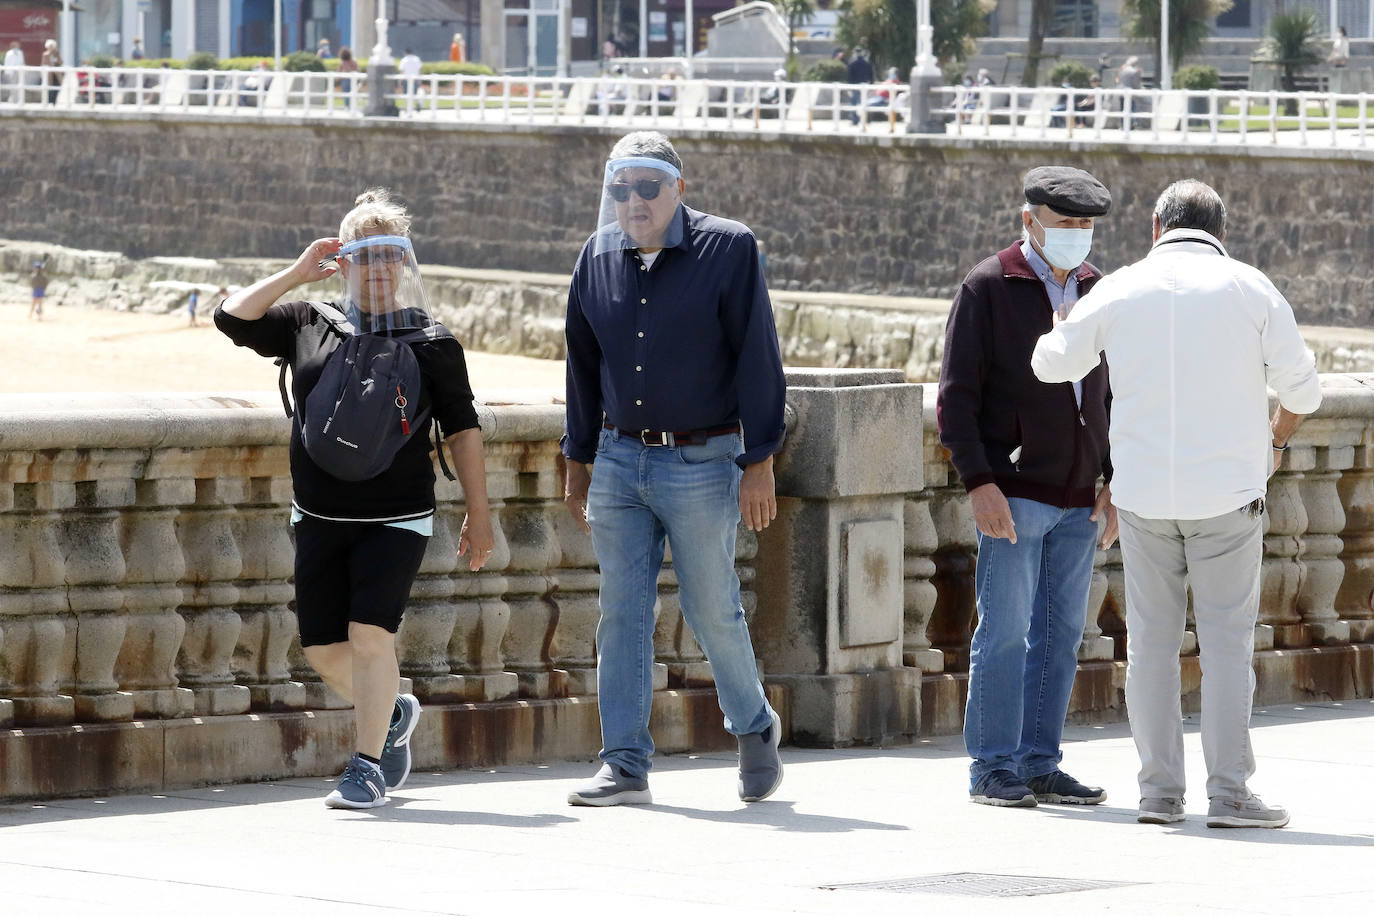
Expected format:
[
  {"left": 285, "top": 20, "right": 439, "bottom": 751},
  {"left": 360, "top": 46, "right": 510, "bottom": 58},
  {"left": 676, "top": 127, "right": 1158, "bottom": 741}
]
[{"left": 1, "top": 702, "right": 1372, "bottom": 915}]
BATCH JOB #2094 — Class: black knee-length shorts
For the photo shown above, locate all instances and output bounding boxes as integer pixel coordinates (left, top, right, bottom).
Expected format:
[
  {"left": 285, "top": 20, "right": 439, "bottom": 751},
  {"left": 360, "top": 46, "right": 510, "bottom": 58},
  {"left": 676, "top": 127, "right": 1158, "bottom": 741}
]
[{"left": 292, "top": 516, "right": 429, "bottom": 647}]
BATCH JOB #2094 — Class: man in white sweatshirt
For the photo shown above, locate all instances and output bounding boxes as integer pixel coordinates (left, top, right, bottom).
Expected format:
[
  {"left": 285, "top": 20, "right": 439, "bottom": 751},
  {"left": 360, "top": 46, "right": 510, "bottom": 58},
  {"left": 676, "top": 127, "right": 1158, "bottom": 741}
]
[{"left": 1030, "top": 180, "right": 1321, "bottom": 829}]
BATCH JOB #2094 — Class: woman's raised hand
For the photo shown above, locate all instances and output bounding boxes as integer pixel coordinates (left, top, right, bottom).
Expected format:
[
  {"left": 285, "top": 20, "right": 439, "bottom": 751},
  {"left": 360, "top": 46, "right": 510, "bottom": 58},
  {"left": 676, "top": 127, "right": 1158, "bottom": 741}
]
[{"left": 291, "top": 238, "right": 343, "bottom": 285}]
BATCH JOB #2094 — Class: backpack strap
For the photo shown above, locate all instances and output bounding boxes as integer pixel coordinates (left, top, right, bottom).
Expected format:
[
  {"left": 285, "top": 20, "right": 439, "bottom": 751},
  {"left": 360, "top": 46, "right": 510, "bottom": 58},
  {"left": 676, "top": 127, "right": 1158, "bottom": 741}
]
[
  {"left": 433, "top": 420, "right": 457, "bottom": 482},
  {"left": 275, "top": 357, "right": 293, "bottom": 418},
  {"left": 306, "top": 300, "right": 357, "bottom": 336}
]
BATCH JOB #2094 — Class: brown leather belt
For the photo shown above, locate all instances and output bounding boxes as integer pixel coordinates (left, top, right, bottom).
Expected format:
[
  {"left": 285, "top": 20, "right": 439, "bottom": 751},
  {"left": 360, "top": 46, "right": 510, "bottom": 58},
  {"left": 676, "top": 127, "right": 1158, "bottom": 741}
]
[{"left": 603, "top": 421, "right": 740, "bottom": 447}]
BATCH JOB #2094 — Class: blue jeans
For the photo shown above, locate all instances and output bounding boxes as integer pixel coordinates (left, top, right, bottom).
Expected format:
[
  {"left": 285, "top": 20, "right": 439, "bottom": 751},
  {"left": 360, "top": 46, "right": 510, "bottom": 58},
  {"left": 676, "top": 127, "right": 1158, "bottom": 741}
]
[
  {"left": 965, "top": 497, "right": 1097, "bottom": 787},
  {"left": 586, "top": 427, "right": 774, "bottom": 779}
]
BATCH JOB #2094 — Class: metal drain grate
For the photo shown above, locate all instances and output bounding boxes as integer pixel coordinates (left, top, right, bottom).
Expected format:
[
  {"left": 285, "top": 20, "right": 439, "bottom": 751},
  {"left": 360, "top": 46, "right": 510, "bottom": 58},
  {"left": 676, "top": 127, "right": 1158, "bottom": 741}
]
[{"left": 821, "top": 872, "right": 1138, "bottom": 898}]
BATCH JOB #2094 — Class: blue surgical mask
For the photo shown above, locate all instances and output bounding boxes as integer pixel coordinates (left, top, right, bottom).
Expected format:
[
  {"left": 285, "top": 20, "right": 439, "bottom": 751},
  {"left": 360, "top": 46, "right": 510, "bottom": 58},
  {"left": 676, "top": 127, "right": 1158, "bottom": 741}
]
[{"left": 1033, "top": 217, "right": 1093, "bottom": 270}]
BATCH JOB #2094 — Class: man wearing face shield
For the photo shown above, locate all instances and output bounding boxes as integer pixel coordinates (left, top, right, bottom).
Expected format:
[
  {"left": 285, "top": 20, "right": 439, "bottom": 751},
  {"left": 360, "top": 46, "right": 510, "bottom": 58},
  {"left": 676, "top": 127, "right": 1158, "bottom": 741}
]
[
  {"left": 215, "top": 189, "right": 495, "bottom": 810},
  {"left": 937, "top": 166, "right": 1115, "bottom": 809},
  {"left": 562, "top": 131, "right": 787, "bottom": 807}
]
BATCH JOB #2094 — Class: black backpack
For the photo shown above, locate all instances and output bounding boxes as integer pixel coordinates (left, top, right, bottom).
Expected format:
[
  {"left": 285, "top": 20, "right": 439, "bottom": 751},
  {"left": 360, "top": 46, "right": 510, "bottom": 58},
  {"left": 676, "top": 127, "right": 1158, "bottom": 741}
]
[{"left": 276, "top": 302, "right": 455, "bottom": 482}]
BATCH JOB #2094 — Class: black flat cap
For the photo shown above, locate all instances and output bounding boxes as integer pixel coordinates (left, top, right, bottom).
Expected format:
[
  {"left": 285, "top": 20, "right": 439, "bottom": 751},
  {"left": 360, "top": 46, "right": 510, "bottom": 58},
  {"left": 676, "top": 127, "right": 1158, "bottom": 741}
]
[{"left": 1023, "top": 166, "right": 1112, "bottom": 218}]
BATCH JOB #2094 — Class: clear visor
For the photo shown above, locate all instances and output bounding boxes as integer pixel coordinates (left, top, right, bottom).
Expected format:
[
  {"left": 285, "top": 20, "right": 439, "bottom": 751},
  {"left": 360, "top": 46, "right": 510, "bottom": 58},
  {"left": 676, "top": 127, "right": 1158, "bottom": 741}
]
[
  {"left": 593, "top": 157, "right": 686, "bottom": 256},
  {"left": 334, "top": 234, "right": 434, "bottom": 335}
]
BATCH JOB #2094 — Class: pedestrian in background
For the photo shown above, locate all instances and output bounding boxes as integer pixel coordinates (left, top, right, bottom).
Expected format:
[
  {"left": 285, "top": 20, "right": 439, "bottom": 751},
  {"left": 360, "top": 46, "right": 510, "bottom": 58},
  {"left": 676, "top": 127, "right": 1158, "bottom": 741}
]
[
  {"left": 41, "top": 38, "right": 61, "bottom": 105},
  {"left": 937, "top": 166, "right": 1116, "bottom": 809},
  {"left": 1032, "top": 179, "right": 1321, "bottom": 829},
  {"left": 29, "top": 259, "right": 48, "bottom": 320},
  {"left": 449, "top": 33, "right": 466, "bottom": 64},
  {"left": 562, "top": 131, "right": 787, "bottom": 807}
]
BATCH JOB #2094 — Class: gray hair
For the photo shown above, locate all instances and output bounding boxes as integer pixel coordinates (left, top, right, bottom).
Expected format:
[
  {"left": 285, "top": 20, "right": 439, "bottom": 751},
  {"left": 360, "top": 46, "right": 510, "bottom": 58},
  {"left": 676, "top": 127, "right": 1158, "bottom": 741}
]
[
  {"left": 1153, "top": 179, "right": 1226, "bottom": 240},
  {"left": 339, "top": 187, "right": 411, "bottom": 243},
  {"left": 609, "top": 131, "right": 683, "bottom": 174}
]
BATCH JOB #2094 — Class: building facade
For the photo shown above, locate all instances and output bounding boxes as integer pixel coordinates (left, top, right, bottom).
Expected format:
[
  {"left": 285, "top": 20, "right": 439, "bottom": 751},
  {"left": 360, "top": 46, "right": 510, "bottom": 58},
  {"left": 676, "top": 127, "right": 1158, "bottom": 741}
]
[{"left": 987, "top": 0, "right": 1373, "bottom": 40}]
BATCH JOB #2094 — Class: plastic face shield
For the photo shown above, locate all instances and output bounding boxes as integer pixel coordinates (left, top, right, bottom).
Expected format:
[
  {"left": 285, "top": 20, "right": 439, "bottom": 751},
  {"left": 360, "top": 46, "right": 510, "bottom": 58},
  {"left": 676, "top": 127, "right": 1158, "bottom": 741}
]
[
  {"left": 334, "top": 234, "right": 435, "bottom": 334},
  {"left": 593, "top": 156, "right": 685, "bottom": 256}
]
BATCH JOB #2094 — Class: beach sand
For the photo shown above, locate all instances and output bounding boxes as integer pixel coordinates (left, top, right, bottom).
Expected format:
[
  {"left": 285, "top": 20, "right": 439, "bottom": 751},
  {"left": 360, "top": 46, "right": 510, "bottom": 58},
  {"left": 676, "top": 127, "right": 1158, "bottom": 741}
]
[{"left": 4, "top": 302, "right": 566, "bottom": 398}]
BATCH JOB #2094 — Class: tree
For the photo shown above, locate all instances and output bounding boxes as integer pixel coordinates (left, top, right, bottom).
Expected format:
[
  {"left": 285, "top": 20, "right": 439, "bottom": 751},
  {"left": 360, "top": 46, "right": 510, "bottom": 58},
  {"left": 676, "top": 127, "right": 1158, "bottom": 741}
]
[
  {"left": 1121, "top": 0, "right": 1233, "bottom": 86},
  {"left": 1258, "top": 8, "right": 1325, "bottom": 115},
  {"left": 1022, "top": 0, "right": 1054, "bottom": 87},
  {"left": 776, "top": 0, "right": 819, "bottom": 75},
  {"left": 835, "top": 0, "right": 992, "bottom": 77}
]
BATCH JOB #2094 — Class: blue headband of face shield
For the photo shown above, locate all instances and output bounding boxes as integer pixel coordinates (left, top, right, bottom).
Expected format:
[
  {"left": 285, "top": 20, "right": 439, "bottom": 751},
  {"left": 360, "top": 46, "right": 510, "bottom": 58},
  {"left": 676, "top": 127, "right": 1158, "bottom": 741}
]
[
  {"left": 603, "top": 156, "right": 683, "bottom": 183},
  {"left": 339, "top": 234, "right": 413, "bottom": 261}
]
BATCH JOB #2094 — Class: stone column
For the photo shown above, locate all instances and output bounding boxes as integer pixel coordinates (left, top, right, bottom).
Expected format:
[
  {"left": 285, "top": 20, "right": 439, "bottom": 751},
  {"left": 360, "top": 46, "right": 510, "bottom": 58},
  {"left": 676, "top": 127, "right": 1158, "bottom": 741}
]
[
  {"left": 175, "top": 478, "right": 251, "bottom": 716},
  {"left": 61, "top": 478, "right": 135, "bottom": 723},
  {"left": 902, "top": 490, "right": 942, "bottom": 672},
  {"left": 1297, "top": 441, "right": 1353, "bottom": 644},
  {"left": 0, "top": 481, "right": 76, "bottom": 725},
  {"left": 447, "top": 455, "right": 519, "bottom": 703},
  {"left": 1260, "top": 449, "right": 1310, "bottom": 649},
  {"left": 550, "top": 485, "right": 602, "bottom": 697},
  {"left": 231, "top": 476, "right": 306, "bottom": 711},
  {"left": 116, "top": 479, "right": 195, "bottom": 719},
  {"left": 1335, "top": 436, "right": 1374, "bottom": 642},
  {"left": 395, "top": 502, "right": 467, "bottom": 702},
  {"left": 752, "top": 369, "right": 924, "bottom": 746}
]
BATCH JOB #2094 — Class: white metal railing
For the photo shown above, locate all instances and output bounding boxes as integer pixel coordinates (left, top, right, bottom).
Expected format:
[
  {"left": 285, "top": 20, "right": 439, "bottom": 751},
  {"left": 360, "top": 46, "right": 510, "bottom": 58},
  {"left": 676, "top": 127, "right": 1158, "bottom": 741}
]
[{"left": 6, "top": 66, "right": 1374, "bottom": 149}]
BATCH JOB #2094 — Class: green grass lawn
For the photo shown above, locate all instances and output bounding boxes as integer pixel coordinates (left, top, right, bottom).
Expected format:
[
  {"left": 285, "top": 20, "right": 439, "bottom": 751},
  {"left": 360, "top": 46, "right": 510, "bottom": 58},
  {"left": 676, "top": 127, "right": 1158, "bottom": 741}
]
[{"left": 1185, "top": 101, "right": 1367, "bottom": 132}]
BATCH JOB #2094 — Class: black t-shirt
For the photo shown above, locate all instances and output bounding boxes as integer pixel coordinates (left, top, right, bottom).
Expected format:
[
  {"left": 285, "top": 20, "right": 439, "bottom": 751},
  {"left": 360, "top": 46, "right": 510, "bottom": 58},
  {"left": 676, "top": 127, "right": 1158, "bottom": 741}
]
[{"left": 215, "top": 301, "right": 480, "bottom": 521}]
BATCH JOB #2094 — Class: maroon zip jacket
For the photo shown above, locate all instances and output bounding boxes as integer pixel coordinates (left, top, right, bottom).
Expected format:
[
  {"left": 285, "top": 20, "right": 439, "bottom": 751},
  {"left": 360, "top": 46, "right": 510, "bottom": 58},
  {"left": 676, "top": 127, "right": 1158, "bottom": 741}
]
[{"left": 936, "top": 242, "right": 1111, "bottom": 508}]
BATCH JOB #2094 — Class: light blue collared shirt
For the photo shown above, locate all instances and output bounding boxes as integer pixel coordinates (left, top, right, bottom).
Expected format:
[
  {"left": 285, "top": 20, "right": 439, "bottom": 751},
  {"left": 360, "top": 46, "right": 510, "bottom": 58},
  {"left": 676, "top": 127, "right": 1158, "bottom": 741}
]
[{"left": 1021, "top": 238, "right": 1083, "bottom": 407}]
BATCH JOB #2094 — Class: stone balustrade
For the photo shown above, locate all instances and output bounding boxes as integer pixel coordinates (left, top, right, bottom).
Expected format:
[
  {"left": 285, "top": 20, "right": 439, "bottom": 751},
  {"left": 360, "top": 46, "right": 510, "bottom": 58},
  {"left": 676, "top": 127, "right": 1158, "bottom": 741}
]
[{"left": 3, "top": 372, "right": 1373, "bottom": 800}]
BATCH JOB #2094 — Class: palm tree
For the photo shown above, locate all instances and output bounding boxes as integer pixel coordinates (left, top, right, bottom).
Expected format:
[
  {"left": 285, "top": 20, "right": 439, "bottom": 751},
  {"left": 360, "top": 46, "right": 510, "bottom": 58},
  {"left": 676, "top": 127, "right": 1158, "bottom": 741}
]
[
  {"left": 776, "top": 0, "right": 818, "bottom": 75},
  {"left": 1258, "top": 9, "right": 1325, "bottom": 116},
  {"left": 1122, "top": 0, "right": 1233, "bottom": 86}
]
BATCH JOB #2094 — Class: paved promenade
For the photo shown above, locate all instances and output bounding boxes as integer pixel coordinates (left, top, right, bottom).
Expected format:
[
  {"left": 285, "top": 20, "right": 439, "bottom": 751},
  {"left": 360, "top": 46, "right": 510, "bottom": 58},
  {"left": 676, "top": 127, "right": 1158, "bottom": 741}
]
[{"left": 3, "top": 700, "right": 1371, "bottom": 915}]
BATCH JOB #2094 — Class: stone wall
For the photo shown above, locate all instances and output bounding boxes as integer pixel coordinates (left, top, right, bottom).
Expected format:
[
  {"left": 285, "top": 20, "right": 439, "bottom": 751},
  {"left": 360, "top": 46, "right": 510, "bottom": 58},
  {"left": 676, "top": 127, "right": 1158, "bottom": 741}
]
[
  {"left": 2, "top": 112, "right": 1373, "bottom": 325},
  {"left": 3, "top": 372, "right": 1374, "bottom": 801}
]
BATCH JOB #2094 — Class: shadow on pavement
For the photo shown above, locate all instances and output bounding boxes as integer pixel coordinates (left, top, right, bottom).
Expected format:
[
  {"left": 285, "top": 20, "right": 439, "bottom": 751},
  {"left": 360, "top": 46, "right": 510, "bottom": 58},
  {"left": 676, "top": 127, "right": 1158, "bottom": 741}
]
[
  {"left": 643, "top": 800, "right": 909, "bottom": 833},
  {"left": 1031, "top": 802, "right": 1374, "bottom": 846}
]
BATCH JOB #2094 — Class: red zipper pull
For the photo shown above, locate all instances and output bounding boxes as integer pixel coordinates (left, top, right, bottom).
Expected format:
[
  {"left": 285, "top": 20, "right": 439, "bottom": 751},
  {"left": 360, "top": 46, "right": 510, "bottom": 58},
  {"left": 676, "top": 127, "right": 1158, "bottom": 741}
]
[{"left": 396, "top": 387, "right": 411, "bottom": 435}]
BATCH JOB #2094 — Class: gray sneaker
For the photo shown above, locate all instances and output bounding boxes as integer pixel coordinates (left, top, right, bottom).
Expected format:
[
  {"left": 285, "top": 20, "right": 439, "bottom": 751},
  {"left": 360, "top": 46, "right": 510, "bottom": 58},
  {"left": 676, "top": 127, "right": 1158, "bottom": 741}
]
[
  {"left": 1138, "top": 797, "right": 1186, "bottom": 824},
  {"left": 379, "top": 694, "right": 421, "bottom": 790},
  {"left": 1207, "top": 794, "right": 1289, "bottom": 828},
  {"left": 325, "top": 753, "right": 388, "bottom": 809},
  {"left": 738, "top": 709, "right": 783, "bottom": 802},
  {"left": 567, "top": 763, "right": 652, "bottom": 807}
]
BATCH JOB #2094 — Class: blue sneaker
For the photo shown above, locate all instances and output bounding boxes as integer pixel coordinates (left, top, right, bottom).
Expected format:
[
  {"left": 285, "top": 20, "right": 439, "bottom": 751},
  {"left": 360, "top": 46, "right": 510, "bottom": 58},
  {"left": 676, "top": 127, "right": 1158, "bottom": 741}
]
[
  {"left": 970, "top": 769, "right": 1037, "bottom": 808},
  {"left": 1026, "top": 770, "right": 1107, "bottom": 805},
  {"left": 325, "top": 753, "right": 387, "bottom": 809},
  {"left": 380, "top": 694, "right": 421, "bottom": 789}
]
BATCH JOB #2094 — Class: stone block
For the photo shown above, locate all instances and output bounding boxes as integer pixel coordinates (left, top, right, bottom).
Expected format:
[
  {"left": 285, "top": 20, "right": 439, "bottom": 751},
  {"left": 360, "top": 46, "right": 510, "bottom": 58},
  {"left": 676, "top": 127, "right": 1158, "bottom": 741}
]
[
  {"left": 73, "top": 691, "right": 136, "bottom": 723},
  {"left": 769, "top": 668, "right": 920, "bottom": 748},
  {"left": 0, "top": 719, "right": 164, "bottom": 801},
  {"left": 840, "top": 519, "right": 904, "bottom": 649},
  {"left": 774, "top": 376, "right": 922, "bottom": 500}
]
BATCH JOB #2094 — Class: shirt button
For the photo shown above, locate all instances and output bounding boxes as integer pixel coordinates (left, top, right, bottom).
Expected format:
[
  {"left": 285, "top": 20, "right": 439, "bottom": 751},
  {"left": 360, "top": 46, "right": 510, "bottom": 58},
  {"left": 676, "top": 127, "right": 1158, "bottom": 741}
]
[
  {"left": 635, "top": 399, "right": 643, "bottom": 406},
  {"left": 640, "top": 264, "right": 647, "bottom": 271},
  {"left": 636, "top": 365, "right": 642, "bottom": 372},
  {"left": 640, "top": 298, "right": 647, "bottom": 304},
  {"left": 637, "top": 331, "right": 644, "bottom": 338}
]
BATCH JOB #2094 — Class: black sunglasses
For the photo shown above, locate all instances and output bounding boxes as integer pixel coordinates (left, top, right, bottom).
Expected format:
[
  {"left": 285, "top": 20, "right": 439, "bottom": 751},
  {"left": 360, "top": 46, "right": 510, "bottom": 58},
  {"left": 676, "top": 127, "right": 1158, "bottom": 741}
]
[{"left": 607, "top": 179, "right": 667, "bottom": 202}]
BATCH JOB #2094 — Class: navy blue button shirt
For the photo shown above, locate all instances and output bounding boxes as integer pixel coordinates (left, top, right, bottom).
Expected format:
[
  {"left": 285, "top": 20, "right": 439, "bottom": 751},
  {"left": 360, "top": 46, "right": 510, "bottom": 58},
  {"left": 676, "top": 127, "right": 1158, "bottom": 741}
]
[{"left": 562, "top": 204, "right": 787, "bottom": 469}]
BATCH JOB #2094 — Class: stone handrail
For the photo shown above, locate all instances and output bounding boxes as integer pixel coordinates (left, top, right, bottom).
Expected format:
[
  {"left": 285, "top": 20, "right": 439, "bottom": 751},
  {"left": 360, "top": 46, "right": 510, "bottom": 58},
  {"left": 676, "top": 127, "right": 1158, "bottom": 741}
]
[{"left": 3, "top": 372, "right": 1372, "bottom": 798}]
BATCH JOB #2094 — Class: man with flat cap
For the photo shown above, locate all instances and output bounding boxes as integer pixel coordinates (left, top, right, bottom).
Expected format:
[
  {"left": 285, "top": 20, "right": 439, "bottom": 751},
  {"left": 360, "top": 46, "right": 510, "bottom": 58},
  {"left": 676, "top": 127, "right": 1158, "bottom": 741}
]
[{"left": 937, "top": 165, "right": 1116, "bottom": 808}]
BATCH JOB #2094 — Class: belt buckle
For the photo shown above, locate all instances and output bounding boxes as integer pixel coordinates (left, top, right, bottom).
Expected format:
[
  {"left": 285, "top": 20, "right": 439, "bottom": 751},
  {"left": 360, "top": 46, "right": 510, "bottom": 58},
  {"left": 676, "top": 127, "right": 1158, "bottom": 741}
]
[{"left": 640, "top": 430, "right": 671, "bottom": 447}]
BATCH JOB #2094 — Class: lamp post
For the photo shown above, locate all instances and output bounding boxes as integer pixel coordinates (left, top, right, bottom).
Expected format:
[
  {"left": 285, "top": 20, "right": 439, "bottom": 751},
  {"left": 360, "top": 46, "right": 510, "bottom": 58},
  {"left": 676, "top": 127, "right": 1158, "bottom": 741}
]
[
  {"left": 905, "top": 0, "right": 943, "bottom": 133},
  {"left": 274, "top": 0, "right": 282, "bottom": 70},
  {"left": 1160, "top": 0, "right": 1171, "bottom": 90},
  {"left": 365, "top": 0, "right": 398, "bottom": 116}
]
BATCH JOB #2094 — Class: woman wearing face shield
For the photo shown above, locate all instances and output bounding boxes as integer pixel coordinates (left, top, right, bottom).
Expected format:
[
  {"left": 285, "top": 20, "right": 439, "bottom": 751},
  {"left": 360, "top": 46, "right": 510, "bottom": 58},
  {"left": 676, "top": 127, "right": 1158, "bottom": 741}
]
[{"left": 215, "top": 189, "right": 494, "bottom": 809}]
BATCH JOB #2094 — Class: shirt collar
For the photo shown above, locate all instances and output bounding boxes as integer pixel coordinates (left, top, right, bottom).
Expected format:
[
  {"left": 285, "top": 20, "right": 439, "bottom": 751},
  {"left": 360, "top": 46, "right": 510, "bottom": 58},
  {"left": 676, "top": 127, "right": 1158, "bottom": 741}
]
[
  {"left": 1019, "top": 238, "right": 1075, "bottom": 290},
  {"left": 1151, "top": 227, "right": 1228, "bottom": 257},
  {"left": 614, "top": 204, "right": 693, "bottom": 259}
]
